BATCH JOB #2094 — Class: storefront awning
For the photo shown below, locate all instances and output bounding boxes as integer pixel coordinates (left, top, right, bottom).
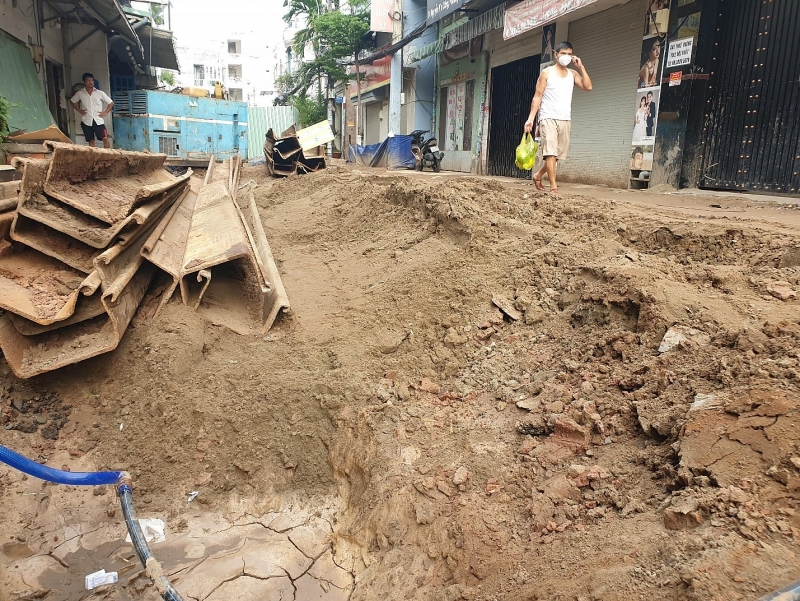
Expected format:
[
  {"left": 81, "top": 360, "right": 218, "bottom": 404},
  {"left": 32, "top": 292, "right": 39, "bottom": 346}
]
[
  {"left": 404, "top": 39, "right": 443, "bottom": 65},
  {"left": 137, "top": 23, "right": 180, "bottom": 71},
  {"left": 46, "top": 0, "right": 143, "bottom": 54},
  {"left": 81, "top": 0, "right": 143, "bottom": 54}
]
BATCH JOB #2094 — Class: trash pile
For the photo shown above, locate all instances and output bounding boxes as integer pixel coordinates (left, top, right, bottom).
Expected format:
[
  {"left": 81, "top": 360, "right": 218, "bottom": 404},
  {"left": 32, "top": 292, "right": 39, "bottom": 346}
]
[
  {"left": 263, "top": 125, "right": 327, "bottom": 177},
  {"left": 0, "top": 143, "right": 289, "bottom": 378}
]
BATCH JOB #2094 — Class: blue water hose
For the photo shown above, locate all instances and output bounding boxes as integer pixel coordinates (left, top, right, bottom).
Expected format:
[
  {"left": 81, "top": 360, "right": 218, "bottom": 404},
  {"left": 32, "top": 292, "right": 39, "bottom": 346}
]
[
  {"left": 0, "top": 444, "right": 125, "bottom": 486},
  {"left": 0, "top": 444, "right": 184, "bottom": 601}
]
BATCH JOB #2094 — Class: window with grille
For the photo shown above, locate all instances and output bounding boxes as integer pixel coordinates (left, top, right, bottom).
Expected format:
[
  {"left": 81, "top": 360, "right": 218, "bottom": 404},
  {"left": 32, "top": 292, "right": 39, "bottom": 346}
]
[
  {"left": 227, "top": 40, "right": 241, "bottom": 54},
  {"left": 193, "top": 64, "right": 204, "bottom": 80},
  {"left": 228, "top": 64, "right": 242, "bottom": 80},
  {"left": 158, "top": 136, "right": 178, "bottom": 156},
  {"left": 229, "top": 88, "right": 243, "bottom": 102}
]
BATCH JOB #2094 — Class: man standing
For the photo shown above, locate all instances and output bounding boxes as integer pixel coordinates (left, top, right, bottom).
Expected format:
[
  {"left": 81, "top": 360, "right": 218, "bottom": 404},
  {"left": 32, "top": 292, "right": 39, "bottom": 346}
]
[
  {"left": 524, "top": 42, "right": 593, "bottom": 194},
  {"left": 645, "top": 91, "right": 657, "bottom": 137},
  {"left": 70, "top": 73, "right": 113, "bottom": 148}
]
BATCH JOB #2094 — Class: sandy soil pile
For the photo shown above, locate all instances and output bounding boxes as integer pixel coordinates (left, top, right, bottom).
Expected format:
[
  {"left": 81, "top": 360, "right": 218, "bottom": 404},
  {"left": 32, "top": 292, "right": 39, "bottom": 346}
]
[{"left": 1, "top": 165, "right": 799, "bottom": 600}]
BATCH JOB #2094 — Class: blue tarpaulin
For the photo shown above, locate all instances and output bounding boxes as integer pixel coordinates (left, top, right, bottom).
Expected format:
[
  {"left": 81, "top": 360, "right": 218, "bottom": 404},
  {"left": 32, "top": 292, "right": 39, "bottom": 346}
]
[{"left": 348, "top": 135, "right": 416, "bottom": 169}]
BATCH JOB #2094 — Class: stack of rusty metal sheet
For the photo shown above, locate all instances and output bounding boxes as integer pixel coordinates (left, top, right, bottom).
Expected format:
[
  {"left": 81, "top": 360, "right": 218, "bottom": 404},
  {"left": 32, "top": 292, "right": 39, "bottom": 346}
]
[
  {"left": 143, "top": 155, "right": 290, "bottom": 336},
  {"left": 263, "top": 125, "right": 326, "bottom": 177},
  {"left": 0, "top": 143, "right": 191, "bottom": 378}
]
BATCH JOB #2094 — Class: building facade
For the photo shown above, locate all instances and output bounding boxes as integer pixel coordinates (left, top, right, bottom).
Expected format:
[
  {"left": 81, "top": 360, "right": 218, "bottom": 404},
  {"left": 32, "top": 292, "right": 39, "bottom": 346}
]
[
  {"left": 1, "top": 0, "right": 178, "bottom": 145},
  {"left": 401, "top": 0, "right": 799, "bottom": 195},
  {"left": 175, "top": 32, "right": 278, "bottom": 107}
]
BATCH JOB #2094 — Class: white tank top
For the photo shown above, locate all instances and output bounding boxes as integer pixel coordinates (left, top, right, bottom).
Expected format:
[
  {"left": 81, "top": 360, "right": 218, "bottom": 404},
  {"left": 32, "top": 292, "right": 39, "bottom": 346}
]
[{"left": 539, "top": 66, "right": 575, "bottom": 121}]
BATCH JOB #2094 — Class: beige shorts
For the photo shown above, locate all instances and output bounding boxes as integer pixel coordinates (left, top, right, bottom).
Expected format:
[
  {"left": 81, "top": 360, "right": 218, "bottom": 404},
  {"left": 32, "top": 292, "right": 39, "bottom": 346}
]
[{"left": 539, "top": 119, "right": 571, "bottom": 160}]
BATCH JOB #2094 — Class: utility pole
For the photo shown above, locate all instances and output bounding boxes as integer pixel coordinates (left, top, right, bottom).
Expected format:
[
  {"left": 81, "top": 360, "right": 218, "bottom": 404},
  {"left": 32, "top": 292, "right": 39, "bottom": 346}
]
[{"left": 388, "top": 0, "right": 402, "bottom": 136}]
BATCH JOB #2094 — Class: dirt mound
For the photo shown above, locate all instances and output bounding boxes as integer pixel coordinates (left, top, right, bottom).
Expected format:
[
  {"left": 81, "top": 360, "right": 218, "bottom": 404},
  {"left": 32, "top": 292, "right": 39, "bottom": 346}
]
[{"left": 2, "top": 164, "right": 800, "bottom": 600}]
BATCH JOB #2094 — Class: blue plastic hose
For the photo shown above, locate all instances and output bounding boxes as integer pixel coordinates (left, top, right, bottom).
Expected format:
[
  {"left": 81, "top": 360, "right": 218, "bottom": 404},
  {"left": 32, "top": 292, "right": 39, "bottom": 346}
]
[{"left": 0, "top": 444, "right": 125, "bottom": 486}]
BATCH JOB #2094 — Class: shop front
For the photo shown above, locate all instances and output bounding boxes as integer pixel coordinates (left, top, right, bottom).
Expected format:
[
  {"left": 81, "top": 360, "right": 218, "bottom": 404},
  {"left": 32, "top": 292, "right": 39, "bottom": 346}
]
[
  {"left": 481, "top": 0, "right": 646, "bottom": 186},
  {"left": 435, "top": 38, "right": 487, "bottom": 173}
]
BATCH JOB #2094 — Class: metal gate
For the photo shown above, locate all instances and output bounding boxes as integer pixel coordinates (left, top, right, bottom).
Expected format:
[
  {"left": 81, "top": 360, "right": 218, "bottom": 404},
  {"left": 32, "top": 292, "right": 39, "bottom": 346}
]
[
  {"left": 488, "top": 55, "right": 540, "bottom": 178},
  {"left": 699, "top": 0, "right": 800, "bottom": 194}
]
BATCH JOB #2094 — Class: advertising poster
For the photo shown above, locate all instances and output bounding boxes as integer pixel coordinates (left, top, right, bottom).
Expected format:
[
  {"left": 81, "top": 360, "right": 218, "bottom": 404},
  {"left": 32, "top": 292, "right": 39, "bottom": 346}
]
[
  {"left": 455, "top": 81, "right": 466, "bottom": 151},
  {"left": 541, "top": 23, "right": 556, "bottom": 67},
  {"left": 630, "top": 145, "right": 654, "bottom": 171},
  {"left": 643, "top": 0, "right": 670, "bottom": 37},
  {"left": 638, "top": 36, "right": 665, "bottom": 89},
  {"left": 633, "top": 2, "right": 669, "bottom": 185},
  {"left": 632, "top": 88, "right": 661, "bottom": 144},
  {"left": 445, "top": 85, "right": 458, "bottom": 151}
]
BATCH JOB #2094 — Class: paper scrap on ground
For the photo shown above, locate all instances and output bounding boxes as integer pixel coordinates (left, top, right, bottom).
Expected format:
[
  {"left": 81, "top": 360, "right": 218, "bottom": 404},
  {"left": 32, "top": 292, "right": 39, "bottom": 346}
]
[
  {"left": 85, "top": 569, "right": 118, "bottom": 590},
  {"left": 124, "top": 518, "right": 166, "bottom": 544}
]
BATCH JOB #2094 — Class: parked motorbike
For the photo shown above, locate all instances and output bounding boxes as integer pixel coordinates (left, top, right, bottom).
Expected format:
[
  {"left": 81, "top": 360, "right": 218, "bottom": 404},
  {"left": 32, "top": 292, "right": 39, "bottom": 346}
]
[{"left": 410, "top": 129, "right": 444, "bottom": 172}]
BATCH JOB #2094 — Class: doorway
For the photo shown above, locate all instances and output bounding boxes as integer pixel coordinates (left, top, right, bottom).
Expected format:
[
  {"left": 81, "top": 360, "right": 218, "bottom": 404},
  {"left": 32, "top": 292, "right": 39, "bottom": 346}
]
[
  {"left": 45, "top": 59, "right": 68, "bottom": 134},
  {"left": 699, "top": 0, "right": 800, "bottom": 194},
  {"left": 438, "top": 79, "right": 476, "bottom": 172},
  {"left": 488, "top": 55, "right": 540, "bottom": 178}
]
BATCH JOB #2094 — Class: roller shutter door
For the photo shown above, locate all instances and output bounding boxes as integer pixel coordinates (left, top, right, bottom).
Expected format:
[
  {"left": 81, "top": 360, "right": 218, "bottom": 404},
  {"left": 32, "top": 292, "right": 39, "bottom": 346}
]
[
  {"left": 365, "top": 102, "right": 381, "bottom": 145},
  {"left": 559, "top": 0, "right": 645, "bottom": 188}
]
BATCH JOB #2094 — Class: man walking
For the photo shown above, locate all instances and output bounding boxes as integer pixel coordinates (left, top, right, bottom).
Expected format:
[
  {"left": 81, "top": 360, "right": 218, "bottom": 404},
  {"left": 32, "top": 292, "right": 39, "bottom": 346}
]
[
  {"left": 524, "top": 42, "right": 593, "bottom": 194},
  {"left": 70, "top": 73, "right": 113, "bottom": 148}
]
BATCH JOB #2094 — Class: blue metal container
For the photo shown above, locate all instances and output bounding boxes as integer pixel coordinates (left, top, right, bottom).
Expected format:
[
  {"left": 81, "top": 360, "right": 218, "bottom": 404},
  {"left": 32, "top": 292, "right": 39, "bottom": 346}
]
[{"left": 111, "top": 90, "right": 248, "bottom": 162}]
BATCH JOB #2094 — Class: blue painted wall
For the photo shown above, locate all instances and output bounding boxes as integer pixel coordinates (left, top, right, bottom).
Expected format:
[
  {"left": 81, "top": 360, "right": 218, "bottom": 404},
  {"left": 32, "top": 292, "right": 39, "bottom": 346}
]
[
  {"left": 112, "top": 91, "right": 248, "bottom": 160},
  {"left": 405, "top": 0, "right": 436, "bottom": 133}
]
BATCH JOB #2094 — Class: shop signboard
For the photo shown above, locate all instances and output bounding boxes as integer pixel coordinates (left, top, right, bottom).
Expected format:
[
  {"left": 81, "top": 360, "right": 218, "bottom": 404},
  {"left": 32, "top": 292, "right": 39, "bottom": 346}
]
[
  {"left": 371, "top": 0, "right": 394, "bottom": 33},
  {"left": 504, "top": 0, "right": 598, "bottom": 41},
  {"left": 427, "top": 0, "right": 468, "bottom": 25}
]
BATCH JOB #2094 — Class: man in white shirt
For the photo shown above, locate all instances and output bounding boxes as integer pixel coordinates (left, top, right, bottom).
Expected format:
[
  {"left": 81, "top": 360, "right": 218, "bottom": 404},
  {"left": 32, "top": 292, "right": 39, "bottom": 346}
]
[
  {"left": 70, "top": 72, "right": 114, "bottom": 148},
  {"left": 524, "top": 42, "right": 593, "bottom": 194}
]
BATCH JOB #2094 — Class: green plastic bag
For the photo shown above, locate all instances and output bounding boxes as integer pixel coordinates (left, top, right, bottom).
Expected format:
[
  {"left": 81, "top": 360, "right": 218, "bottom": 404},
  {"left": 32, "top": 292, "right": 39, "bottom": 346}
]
[{"left": 515, "top": 132, "right": 538, "bottom": 170}]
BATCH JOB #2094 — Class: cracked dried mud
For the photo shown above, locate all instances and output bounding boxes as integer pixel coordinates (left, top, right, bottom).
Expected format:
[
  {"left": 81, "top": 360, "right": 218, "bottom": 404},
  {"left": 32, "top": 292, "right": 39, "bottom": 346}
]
[{"left": 2, "top": 165, "right": 800, "bottom": 600}]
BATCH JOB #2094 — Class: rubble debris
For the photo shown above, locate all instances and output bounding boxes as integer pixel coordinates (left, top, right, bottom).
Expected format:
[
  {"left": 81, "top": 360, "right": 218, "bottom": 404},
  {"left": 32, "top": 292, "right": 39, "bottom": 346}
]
[
  {"left": 767, "top": 280, "right": 797, "bottom": 301},
  {"left": 491, "top": 295, "right": 522, "bottom": 321},
  {"left": 658, "top": 325, "right": 711, "bottom": 353},
  {"left": 264, "top": 125, "right": 327, "bottom": 177}
]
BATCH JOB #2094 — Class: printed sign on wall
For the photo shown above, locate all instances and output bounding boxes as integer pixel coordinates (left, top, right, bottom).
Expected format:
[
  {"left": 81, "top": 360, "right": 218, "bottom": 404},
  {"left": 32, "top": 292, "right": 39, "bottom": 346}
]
[{"left": 666, "top": 37, "right": 694, "bottom": 68}]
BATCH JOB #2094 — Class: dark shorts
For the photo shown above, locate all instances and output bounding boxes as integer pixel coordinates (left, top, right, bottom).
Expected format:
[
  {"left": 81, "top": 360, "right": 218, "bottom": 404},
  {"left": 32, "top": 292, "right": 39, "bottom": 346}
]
[{"left": 81, "top": 120, "right": 107, "bottom": 142}]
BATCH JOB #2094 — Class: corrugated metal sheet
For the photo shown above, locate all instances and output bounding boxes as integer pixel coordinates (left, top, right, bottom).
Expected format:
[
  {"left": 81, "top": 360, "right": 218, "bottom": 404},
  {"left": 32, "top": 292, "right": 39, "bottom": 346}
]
[
  {"left": 559, "top": 0, "right": 643, "bottom": 188},
  {"left": 247, "top": 106, "right": 299, "bottom": 159},
  {"left": 0, "top": 30, "right": 57, "bottom": 135}
]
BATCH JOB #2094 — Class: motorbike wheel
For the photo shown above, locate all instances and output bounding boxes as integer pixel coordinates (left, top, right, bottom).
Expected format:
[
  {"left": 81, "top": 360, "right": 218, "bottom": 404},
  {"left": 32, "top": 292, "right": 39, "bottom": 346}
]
[
  {"left": 432, "top": 159, "right": 441, "bottom": 173},
  {"left": 416, "top": 161, "right": 424, "bottom": 171}
]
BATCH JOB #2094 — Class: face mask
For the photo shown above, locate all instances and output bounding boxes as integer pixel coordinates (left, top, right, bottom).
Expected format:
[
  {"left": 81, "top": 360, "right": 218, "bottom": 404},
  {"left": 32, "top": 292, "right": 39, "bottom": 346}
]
[{"left": 558, "top": 55, "right": 572, "bottom": 66}]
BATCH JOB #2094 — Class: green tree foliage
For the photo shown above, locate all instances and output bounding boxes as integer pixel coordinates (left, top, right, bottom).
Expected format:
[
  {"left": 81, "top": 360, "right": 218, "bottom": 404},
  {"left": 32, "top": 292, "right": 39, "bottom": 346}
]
[
  {"left": 160, "top": 70, "right": 175, "bottom": 86},
  {"left": 294, "top": 95, "right": 328, "bottom": 128},
  {"left": 0, "top": 95, "right": 11, "bottom": 142},
  {"left": 150, "top": 4, "right": 165, "bottom": 26},
  {"left": 283, "top": 1, "right": 370, "bottom": 98}
]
